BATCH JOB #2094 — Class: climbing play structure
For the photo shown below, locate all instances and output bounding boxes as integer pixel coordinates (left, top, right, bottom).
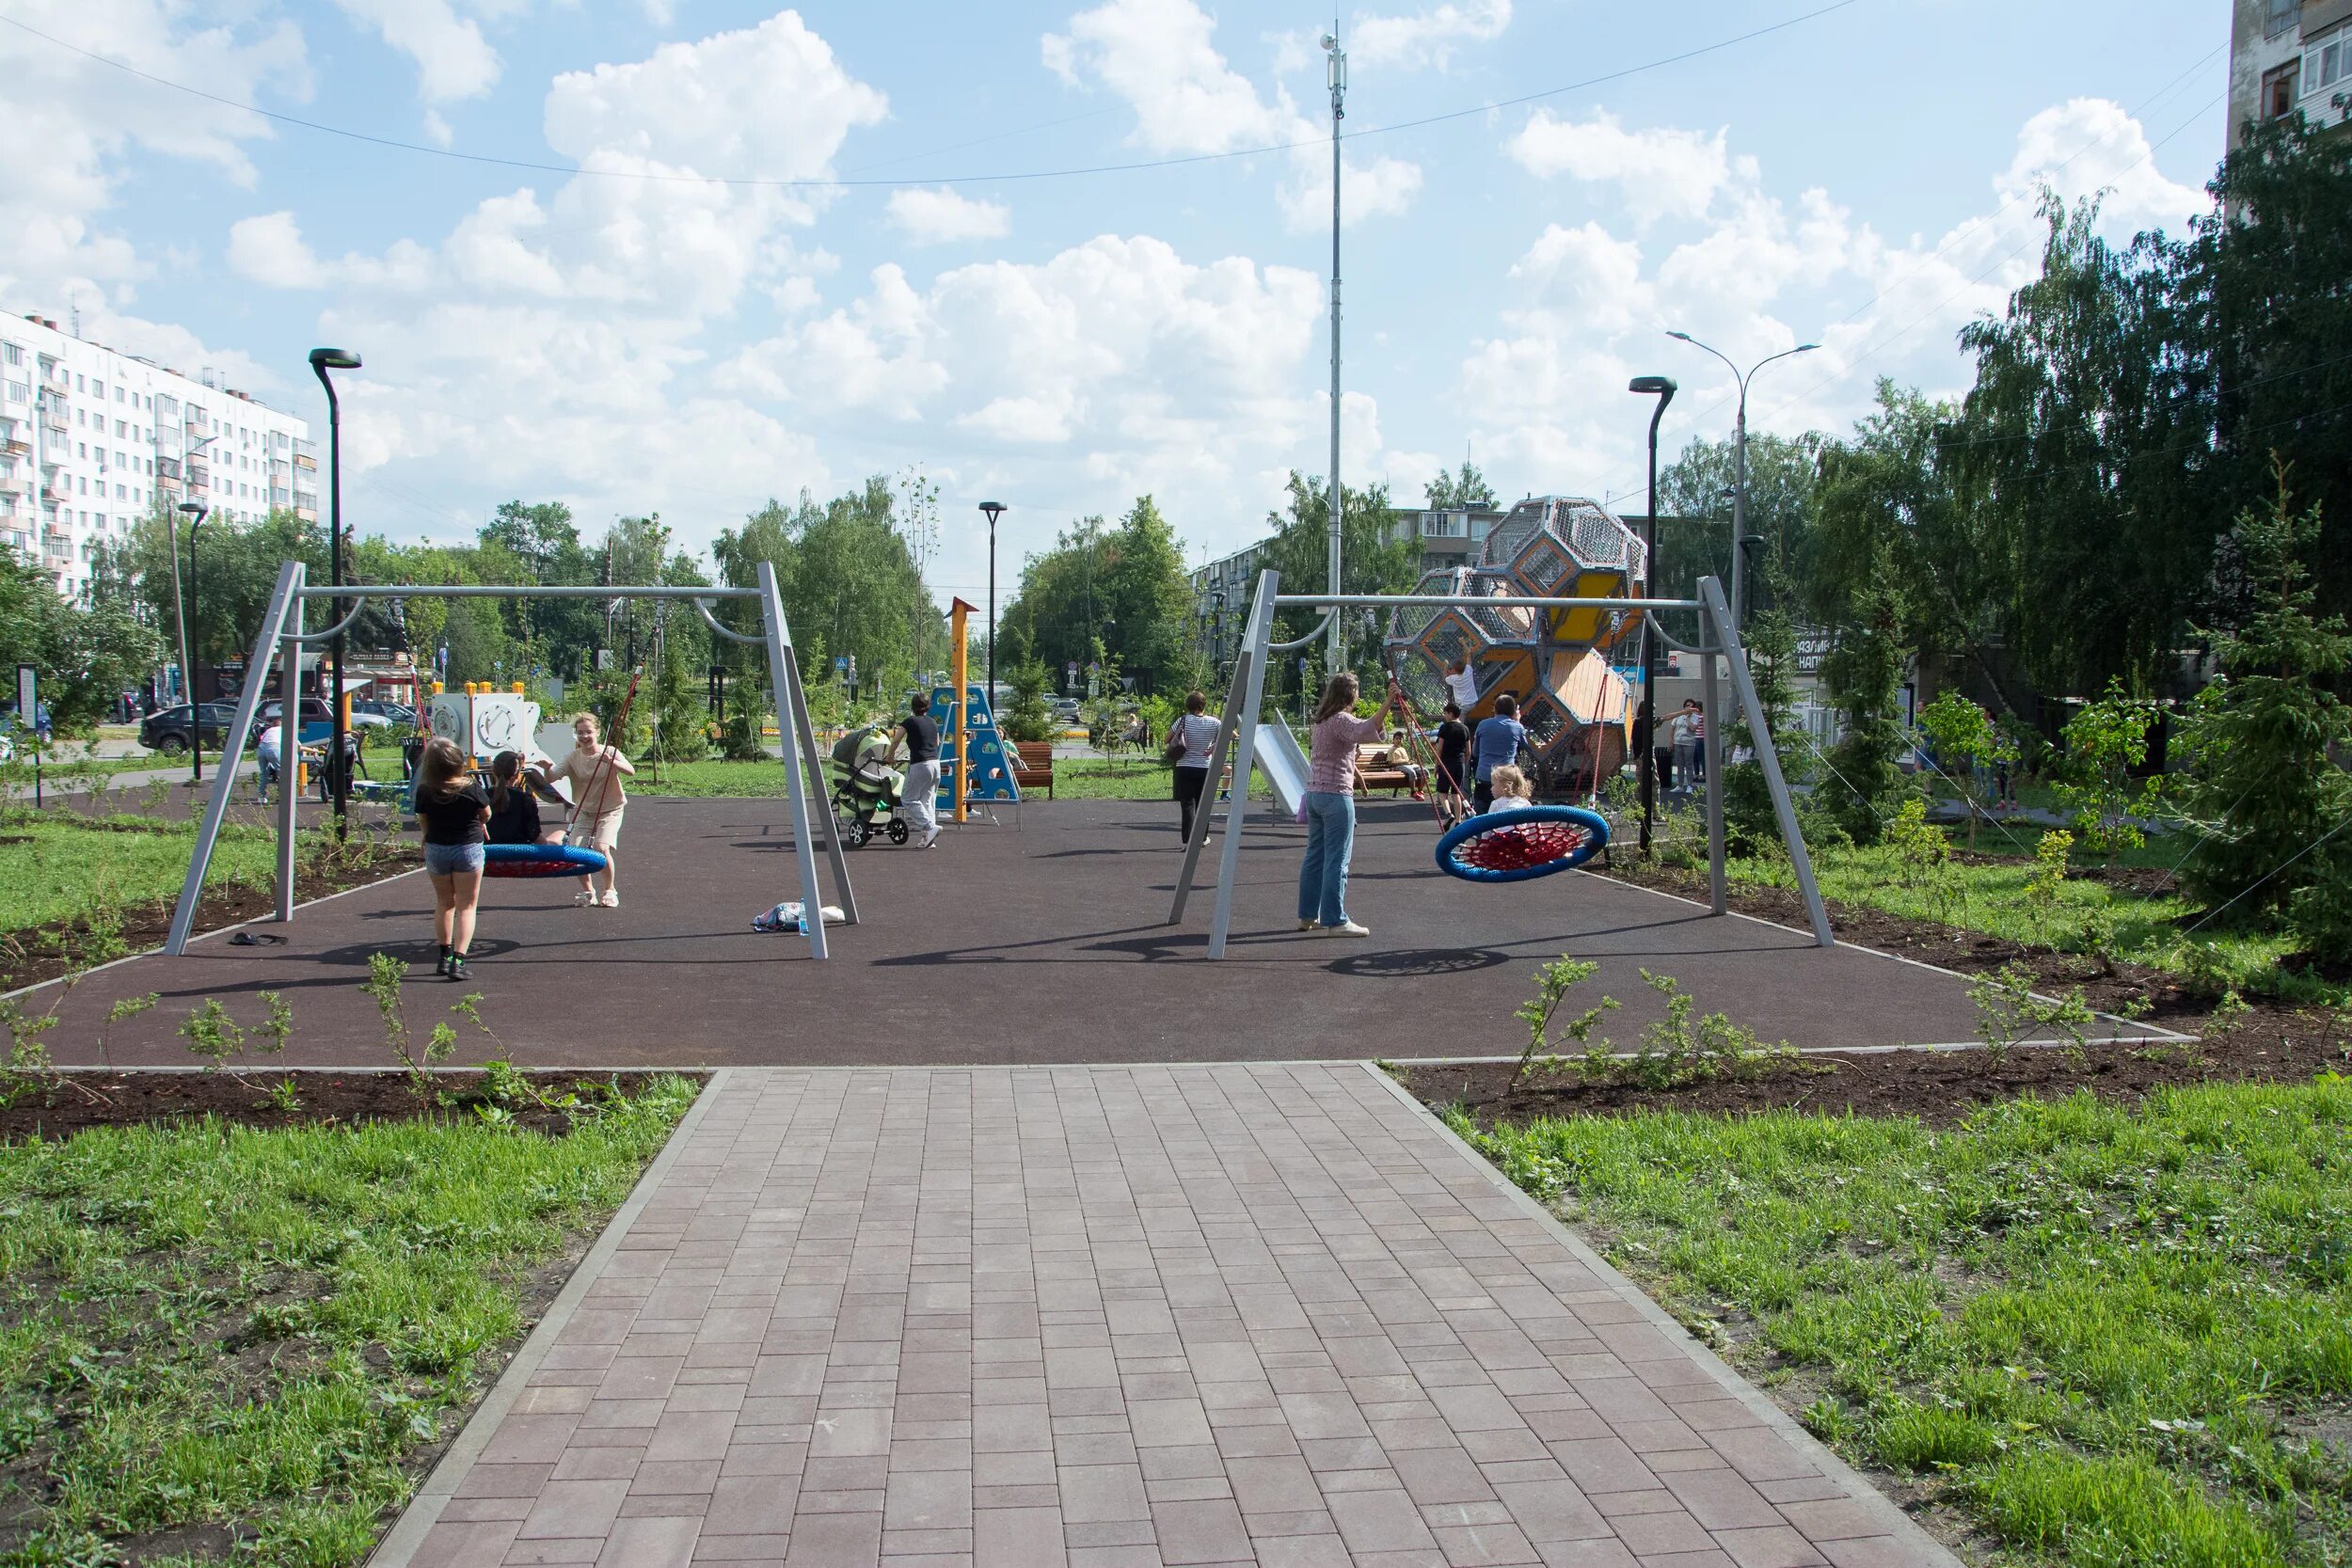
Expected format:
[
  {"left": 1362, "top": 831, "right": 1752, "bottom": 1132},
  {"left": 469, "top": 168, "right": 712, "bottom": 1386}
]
[
  {"left": 937, "top": 596, "right": 1020, "bottom": 818},
  {"left": 1384, "top": 496, "right": 1645, "bottom": 789}
]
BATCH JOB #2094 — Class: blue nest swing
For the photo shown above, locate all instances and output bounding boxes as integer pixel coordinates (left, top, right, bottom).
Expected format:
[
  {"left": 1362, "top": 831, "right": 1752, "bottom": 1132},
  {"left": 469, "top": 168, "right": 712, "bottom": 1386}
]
[
  {"left": 1435, "top": 805, "right": 1609, "bottom": 882},
  {"left": 482, "top": 843, "right": 610, "bottom": 879}
]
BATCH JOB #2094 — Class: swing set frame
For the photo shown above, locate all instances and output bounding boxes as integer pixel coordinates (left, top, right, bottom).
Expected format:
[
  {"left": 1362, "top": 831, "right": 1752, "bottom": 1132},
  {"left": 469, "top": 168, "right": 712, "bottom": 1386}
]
[
  {"left": 1165, "top": 568, "right": 1832, "bottom": 958},
  {"left": 164, "top": 558, "right": 858, "bottom": 959}
]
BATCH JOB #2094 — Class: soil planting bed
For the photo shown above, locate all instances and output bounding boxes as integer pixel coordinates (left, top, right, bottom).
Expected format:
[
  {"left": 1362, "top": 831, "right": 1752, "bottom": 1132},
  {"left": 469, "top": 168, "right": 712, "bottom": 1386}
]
[
  {"left": 0, "top": 845, "right": 422, "bottom": 995},
  {"left": 1, "top": 1068, "right": 686, "bottom": 1141},
  {"left": 1410, "top": 859, "right": 2352, "bottom": 1129}
]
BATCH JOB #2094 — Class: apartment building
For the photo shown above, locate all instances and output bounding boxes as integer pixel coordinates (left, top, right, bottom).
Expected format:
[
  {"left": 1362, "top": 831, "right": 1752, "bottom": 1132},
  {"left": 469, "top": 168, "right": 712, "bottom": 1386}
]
[
  {"left": 2231, "top": 0, "right": 2352, "bottom": 149},
  {"left": 0, "top": 311, "right": 314, "bottom": 600}
]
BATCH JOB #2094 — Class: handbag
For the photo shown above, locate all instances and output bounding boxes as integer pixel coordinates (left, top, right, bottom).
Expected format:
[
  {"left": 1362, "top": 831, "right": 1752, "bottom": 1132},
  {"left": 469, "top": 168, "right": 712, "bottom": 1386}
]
[{"left": 1160, "top": 719, "right": 1192, "bottom": 768}]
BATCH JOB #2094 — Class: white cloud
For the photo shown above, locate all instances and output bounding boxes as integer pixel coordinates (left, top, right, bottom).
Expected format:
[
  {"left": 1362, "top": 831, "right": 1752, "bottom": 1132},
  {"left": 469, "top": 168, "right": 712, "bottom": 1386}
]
[
  {"left": 0, "top": 0, "right": 310, "bottom": 381},
  {"left": 1507, "top": 109, "right": 1737, "bottom": 226},
  {"left": 885, "top": 187, "right": 1012, "bottom": 245},
  {"left": 227, "top": 212, "right": 324, "bottom": 289},
  {"left": 1046, "top": 0, "right": 1422, "bottom": 231},
  {"left": 1998, "top": 97, "right": 2206, "bottom": 228},
  {"left": 334, "top": 0, "right": 501, "bottom": 103},
  {"left": 1460, "top": 99, "right": 2216, "bottom": 509},
  {"left": 1351, "top": 0, "right": 1510, "bottom": 71}
]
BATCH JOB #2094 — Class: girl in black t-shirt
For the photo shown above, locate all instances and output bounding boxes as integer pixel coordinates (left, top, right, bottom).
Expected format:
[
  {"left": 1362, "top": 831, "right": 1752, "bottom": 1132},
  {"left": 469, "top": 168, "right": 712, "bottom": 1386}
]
[
  {"left": 484, "top": 751, "right": 543, "bottom": 846},
  {"left": 414, "top": 736, "right": 490, "bottom": 981}
]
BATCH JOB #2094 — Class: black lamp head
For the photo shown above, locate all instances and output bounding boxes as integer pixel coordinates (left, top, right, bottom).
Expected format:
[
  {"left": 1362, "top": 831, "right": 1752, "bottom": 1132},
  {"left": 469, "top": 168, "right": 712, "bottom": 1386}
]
[
  {"left": 1628, "top": 375, "right": 1677, "bottom": 396},
  {"left": 979, "top": 501, "right": 1008, "bottom": 525},
  {"left": 177, "top": 501, "right": 205, "bottom": 519},
  {"left": 308, "top": 347, "right": 361, "bottom": 371}
]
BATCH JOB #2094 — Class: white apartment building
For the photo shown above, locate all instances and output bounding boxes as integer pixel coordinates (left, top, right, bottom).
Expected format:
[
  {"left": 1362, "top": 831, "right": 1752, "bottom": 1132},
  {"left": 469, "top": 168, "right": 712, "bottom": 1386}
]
[
  {"left": 2230, "top": 0, "right": 2352, "bottom": 150},
  {"left": 0, "top": 310, "right": 314, "bottom": 601}
]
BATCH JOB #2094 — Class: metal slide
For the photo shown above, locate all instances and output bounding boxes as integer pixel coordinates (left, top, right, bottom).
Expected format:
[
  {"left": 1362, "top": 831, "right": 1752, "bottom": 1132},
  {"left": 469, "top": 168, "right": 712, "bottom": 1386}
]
[{"left": 1253, "top": 720, "right": 1310, "bottom": 816}]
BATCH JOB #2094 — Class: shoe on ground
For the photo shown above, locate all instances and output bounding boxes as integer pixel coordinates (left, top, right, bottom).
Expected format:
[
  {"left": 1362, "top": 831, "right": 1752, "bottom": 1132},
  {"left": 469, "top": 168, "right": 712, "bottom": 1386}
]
[
  {"left": 1410, "top": 790, "right": 1426, "bottom": 800},
  {"left": 575, "top": 890, "right": 597, "bottom": 907},
  {"left": 920, "top": 832, "right": 939, "bottom": 849},
  {"left": 1296, "top": 918, "right": 1318, "bottom": 931},
  {"left": 446, "top": 956, "right": 469, "bottom": 982},
  {"left": 1324, "top": 921, "right": 1372, "bottom": 938},
  {"left": 598, "top": 889, "right": 620, "bottom": 908},
  {"left": 434, "top": 951, "right": 451, "bottom": 977}
]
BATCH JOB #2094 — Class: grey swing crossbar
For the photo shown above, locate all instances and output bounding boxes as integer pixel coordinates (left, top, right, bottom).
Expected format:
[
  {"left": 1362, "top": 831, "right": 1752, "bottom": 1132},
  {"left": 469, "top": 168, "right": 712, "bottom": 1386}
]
[{"left": 163, "top": 559, "right": 856, "bottom": 959}]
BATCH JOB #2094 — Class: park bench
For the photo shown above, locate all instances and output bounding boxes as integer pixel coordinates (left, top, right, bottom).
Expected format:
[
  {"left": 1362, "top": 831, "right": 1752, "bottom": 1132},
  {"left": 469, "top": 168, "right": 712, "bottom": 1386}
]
[
  {"left": 1012, "top": 740, "right": 1056, "bottom": 800},
  {"left": 1353, "top": 746, "right": 1419, "bottom": 799}
]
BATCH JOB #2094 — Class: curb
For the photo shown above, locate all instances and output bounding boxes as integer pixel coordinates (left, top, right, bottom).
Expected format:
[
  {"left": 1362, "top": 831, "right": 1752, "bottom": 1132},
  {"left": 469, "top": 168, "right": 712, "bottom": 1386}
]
[
  {"left": 1357, "top": 1059, "right": 1965, "bottom": 1568},
  {"left": 364, "top": 1068, "right": 732, "bottom": 1568}
]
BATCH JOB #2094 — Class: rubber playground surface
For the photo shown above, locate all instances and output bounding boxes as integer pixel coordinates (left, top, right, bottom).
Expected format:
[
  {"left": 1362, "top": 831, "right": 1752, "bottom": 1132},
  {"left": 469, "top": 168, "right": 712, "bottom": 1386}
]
[{"left": 43, "top": 797, "right": 2004, "bottom": 1068}]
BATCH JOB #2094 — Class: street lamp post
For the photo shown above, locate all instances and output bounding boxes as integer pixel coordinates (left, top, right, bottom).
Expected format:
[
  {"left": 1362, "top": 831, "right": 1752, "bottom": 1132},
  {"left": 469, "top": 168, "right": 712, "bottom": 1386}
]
[
  {"left": 309, "top": 348, "right": 361, "bottom": 831},
  {"left": 1627, "top": 375, "right": 1677, "bottom": 859},
  {"left": 175, "top": 501, "right": 208, "bottom": 783},
  {"left": 979, "top": 502, "right": 1007, "bottom": 705},
  {"left": 1664, "top": 332, "right": 1818, "bottom": 628},
  {"left": 1321, "top": 26, "right": 1347, "bottom": 674}
]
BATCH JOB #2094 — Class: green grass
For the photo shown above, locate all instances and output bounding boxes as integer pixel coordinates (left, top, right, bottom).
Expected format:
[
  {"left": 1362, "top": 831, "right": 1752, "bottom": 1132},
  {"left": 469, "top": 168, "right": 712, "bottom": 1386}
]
[
  {"left": 0, "top": 1076, "right": 698, "bottom": 1566},
  {"left": 1652, "top": 817, "right": 2323, "bottom": 1003},
  {"left": 0, "top": 816, "right": 281, "bottom": 933},
  {"left": 1451, "top": 1082, "right": 2352, "bottom": 1568}
]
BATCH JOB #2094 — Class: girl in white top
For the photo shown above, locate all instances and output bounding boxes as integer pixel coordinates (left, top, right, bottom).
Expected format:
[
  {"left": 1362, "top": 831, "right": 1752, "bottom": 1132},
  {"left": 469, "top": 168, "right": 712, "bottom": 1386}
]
[
  {"left": 543, "top": 712, "right": 635, "bottom": 908},
  {"left": 1166, "top": 689, "right": 1223, "bottom": 842}
]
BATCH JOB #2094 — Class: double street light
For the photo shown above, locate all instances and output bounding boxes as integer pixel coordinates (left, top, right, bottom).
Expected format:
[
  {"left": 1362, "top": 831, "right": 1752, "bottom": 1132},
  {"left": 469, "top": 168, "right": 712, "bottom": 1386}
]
[
  {"left": 1664, "top": 331, "right": 1818, "bottom": 629},
  {"left": 309, "top": 348, "right": 361, "bottom": 830},
  {"left": 1626, "top": 374, "right": 1677, "bottom": 860}
]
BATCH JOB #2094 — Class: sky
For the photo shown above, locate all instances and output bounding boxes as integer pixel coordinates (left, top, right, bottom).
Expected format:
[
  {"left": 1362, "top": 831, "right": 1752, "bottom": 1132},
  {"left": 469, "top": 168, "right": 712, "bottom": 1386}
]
[{"left": 1, "top": 0, "right": 2230, "bottom": 608}]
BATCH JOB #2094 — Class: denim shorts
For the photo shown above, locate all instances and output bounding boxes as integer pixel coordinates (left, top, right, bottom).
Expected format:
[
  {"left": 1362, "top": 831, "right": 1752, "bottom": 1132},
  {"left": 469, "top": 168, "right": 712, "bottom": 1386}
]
[{"left": 423, "top": 841, "right": 486, "bottom": 876}]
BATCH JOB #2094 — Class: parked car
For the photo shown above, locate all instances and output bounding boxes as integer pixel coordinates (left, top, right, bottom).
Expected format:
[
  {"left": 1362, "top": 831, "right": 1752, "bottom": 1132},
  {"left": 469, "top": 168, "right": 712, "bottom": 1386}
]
[
  {"left": 262, "top": 698, "right": 392, "bottom": 745},
  {"left": 352, "top": 698, "right": 416, "bottom": 726},
  {"left": 139, "top": 703, "right": 238, "bottom": 756}
]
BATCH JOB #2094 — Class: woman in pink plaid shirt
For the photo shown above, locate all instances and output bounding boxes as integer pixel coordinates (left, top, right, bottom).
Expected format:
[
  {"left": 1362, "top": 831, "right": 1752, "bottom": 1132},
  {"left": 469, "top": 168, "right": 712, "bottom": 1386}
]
[{"left": 1298, "top": 672, "right": 1405, "bottom": 938}]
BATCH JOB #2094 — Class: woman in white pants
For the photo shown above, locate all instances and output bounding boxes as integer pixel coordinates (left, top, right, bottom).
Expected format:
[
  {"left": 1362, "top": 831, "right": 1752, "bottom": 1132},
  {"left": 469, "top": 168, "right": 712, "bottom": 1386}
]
[{"left": 897, "top": 692, "right": 943, "bottom": 848}]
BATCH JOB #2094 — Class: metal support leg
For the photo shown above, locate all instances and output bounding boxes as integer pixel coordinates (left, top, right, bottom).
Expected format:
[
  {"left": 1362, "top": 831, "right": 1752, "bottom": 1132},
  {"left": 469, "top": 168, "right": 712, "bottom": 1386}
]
[
  {"left": 1701, "top": 643, "right": 1725, "bottom": 916},
  {"left": 1206, "top": 572, "right": 1279, "bottom": 959},
  {"left": 782, "top": 647, "right": 859, "bottom": 926},
  {"left": 755, "top": 561, "right": 839, "bottom": 959},
  {"left": 1168, "top": 645, "right": 1254, "bottom": 925},
  {"left": 1701, "top": 577, "right": 1833, "bottom": 947},
  {"left": 167, "top": 560, "right": 304, "bottom": 955},
  {"left": 275, "top": 588, "right": 303, "bottom": 921}
]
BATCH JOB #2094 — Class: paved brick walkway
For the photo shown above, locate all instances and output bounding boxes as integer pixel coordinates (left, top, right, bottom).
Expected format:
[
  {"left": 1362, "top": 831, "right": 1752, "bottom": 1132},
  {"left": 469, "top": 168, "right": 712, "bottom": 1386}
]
[{"left": 383, "top": 1067, "right": 1952, "bottom": 1567}]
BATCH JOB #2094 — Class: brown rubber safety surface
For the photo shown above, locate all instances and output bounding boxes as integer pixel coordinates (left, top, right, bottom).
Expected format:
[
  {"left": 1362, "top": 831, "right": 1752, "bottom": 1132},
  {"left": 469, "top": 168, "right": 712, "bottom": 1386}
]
[{"left": 39, "top": 796, "right": 1994, "bottom": 1068}]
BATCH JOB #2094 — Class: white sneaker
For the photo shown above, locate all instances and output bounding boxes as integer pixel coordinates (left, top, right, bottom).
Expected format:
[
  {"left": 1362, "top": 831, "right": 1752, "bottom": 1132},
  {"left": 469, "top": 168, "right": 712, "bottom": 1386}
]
[
  {"left": 1324, "top": 921, "right": 1371, "bottom": 938},
  {"left": 575, "top": 890, "right": 597, "bottom": 907},
  {"left": 920, "top": 832, "right": 939, "bottom": 849},
  {"left": 598, "top": 889, "right": 620, "bottom": 908}
]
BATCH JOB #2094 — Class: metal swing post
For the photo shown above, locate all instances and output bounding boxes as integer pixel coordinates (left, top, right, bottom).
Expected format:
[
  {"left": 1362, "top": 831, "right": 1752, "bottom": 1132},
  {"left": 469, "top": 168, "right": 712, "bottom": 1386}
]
[
  {"left": 1204, "top": 570, "right": 1279, "bottom": 958},
  {"left": 1169, "top": 619, "right": 1258, "bottom": 925},
  {"left": 276, "top": 578, "right": 304, "bottom": 921},
  {"left": 167, "top": 559, "right": 305, "bottom": 955},
  {"left": 1699, "top": 576, "right": 1832, "bottom": 947},
  {"left": 755, "top": 561, "right": 850, "bottom": 957}
]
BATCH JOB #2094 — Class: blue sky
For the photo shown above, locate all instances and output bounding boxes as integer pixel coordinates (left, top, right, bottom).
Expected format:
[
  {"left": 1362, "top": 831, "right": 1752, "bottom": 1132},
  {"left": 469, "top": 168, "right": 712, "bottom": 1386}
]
[{"left": 4, "top": 0, "right": 2227, "bottom": 605}]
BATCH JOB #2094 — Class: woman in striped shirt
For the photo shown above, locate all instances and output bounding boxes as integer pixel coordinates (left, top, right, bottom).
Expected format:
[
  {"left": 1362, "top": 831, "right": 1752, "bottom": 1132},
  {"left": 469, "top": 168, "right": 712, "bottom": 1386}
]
[{"left": 1299, "top": 672, "right": 1404, "bottom": 938}]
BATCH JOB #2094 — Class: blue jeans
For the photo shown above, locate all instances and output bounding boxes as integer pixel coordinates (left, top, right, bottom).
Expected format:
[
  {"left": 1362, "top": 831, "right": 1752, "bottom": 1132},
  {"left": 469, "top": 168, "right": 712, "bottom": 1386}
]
[{"left": 1297, "top": 791, "right": 1357, "bottom": 927}]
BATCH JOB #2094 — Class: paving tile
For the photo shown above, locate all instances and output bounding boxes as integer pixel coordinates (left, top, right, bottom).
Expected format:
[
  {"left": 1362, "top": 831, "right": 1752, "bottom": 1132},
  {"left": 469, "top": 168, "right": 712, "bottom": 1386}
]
[{"left": 380, "top": 1069, "right": 1948, "bottom": 1568}]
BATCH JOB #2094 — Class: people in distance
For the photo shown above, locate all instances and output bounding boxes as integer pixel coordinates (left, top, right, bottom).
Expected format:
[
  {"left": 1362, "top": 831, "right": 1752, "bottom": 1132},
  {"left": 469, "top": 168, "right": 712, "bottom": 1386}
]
[
  {"left": 1165, "top": 689, "right": 1222, "bottom": 842},
  {"left": 411, "top": 736, "right": 488, "bottom": 982},
  {"left": 1298, "top": 672, "right": 1405, "bottom": 939},
  {"left": 545, "top": 712, "right": 633, "bottom": 907},
  {"left": 1470, "top": 693, "right": 1529, "bottom": 814}
]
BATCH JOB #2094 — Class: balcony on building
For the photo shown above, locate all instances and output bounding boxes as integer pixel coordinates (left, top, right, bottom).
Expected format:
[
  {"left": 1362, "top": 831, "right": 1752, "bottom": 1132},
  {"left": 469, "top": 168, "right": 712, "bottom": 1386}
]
[
  {"left": 156, "top": 455, "right": 181, "bottom": 481},
  {"left": 187, "top": 465, "right": 209, "bottom": 491},
  {"left": 293, "top": 486, "right": 318, "bottom": 512}
]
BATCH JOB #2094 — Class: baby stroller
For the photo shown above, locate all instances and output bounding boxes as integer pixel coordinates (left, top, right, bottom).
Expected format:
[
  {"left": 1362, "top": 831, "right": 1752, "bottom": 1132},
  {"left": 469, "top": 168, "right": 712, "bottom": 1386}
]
[{"left": 829, "top": 724, "right": 912, "bottom": 847}]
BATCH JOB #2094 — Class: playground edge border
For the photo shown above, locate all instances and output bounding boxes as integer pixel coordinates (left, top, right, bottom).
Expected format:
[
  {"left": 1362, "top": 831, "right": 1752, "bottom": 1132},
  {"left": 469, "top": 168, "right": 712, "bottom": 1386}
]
[
  {"left": 362, "top": 1068, "right": 732, "bottom": 1568},
  {"left": 1356, "top": 1057, "right": 1966, "bottom": 1568}
]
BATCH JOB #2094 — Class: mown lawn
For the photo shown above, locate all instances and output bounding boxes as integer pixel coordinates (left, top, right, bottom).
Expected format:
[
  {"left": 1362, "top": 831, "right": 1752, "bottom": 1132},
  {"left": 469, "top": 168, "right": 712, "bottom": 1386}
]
[
  {"left": 0, "top": 816, "right": 281, "bottom": 933},
  {"left": 0, "top": 1076, "right": 698, "bottom": 1566},
  {"left": 1450, "top": 1082, "right": 2352, "bottom": 1568}
]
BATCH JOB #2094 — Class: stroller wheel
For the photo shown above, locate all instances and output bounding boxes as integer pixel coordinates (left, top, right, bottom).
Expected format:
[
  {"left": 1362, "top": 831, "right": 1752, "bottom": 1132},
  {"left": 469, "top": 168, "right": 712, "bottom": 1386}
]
[
  {"left": 887, "top": 819, "right": 910, "bottom": 845},
  {"left": 846, "top": 819, "right": 872, "bottom": 848}
]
